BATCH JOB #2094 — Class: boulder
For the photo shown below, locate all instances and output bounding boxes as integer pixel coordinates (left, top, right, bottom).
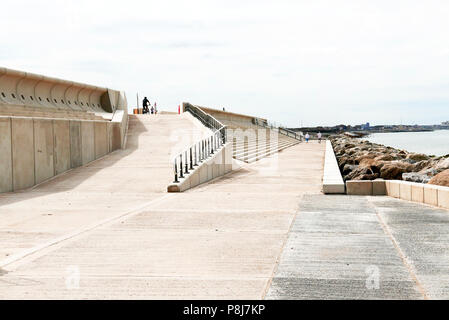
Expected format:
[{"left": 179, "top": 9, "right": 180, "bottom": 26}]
[
  {"left": 344, "top": 166, "right": 374, "bottom": 181},
  {"left": 375, "top": 154, "right": 395, "bottom": 161},
  {"left": 342, "top": 164, "right": 357, "bottom": 176},
  {"left": 406, "top": 153, "right": 430, "bottom": 161},
  {"left": 413, "top": 160, "right": 433, "bottom": 172},
  {"left": 380, "top": 162, "right": 414, "bottom": 180},
  {"left": 435, "top": 157, "right": 449, "bottom": 171},
  {"left": 428, "top": 169, "right": 449, "bottom": 187},
  {"left": 402, "top": 172, "right": 431, "bottom": 183}
]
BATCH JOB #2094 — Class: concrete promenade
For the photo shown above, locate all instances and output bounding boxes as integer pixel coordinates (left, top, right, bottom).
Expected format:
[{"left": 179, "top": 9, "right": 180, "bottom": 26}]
[
  {"left": 0, "top": 130, "right": 325, "bottom": 298},
  {"left": 0, "top": 115, "right": 448, "bottom": 299}
]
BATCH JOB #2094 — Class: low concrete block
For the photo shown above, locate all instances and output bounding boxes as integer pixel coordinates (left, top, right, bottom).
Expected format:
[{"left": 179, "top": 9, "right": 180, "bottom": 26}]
[
  {"left": 399, "top": 181, "right": 412, "bottom": 201},
  {"left": 423, "top": 184, "right": 438, "bottom": 206},
  {"left": 0, "top": 117, "right": 13, "bottom": 193},
  {"left": 11, "top": 117, "right": 35, "bottom": 191},
  {"left": 411, "top": 184, "right": 424, "bottom": 203},
  {"left": 346, "top": 180, "right": 373, "bottom": 195},
  {"left": 373, "top": 179, "right": 386, "bottom": 195},
  {"left": 437, "top": 187, "right": 449, "bottom": 209},
  {"left": 323, "top": 140, "right": 345, "bottom": 194},
  {"left": 388, "top": 181, "right": 400, "bottom": 198},
  {"left": 385, "top": 180, "right": 391, "bottom": 195},
  {"left": 323, "top": 184, "right": 345, "bottom": 194}
]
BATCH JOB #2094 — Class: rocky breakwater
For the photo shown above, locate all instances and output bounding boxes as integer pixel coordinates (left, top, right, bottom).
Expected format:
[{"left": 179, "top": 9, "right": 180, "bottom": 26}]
[{"left": 330, "top": 135, "right": 449, "bottom": 187}]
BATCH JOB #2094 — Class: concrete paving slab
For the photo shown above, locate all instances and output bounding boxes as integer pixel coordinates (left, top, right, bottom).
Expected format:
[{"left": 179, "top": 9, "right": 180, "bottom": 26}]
[
  {"left": 0, "top": 138, "right": 326, "bottom": 299},
  {"left": 265, "top": 194, "right": 449, "bottom": 300}
]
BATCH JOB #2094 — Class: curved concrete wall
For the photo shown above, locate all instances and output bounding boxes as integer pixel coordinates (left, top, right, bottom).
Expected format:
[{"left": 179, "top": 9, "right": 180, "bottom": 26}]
[
  {"left": 0, "top": 67, "right": 129, "bottom": 193},
  {"left": 0, "top": 67, "right": 120, "bottom": 113}
]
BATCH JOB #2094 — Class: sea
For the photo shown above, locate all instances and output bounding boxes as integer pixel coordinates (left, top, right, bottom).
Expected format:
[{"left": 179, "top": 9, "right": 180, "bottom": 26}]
[{"left": 363, "top": 130, "right": 449, "bottom": 157}]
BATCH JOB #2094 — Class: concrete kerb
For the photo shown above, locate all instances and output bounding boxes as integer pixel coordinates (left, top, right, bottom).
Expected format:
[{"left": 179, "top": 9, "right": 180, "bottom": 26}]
[
  {"left": 322, "top": 140, "right": 345, "bottom": 194},
  {"left": 346, "top": 178, "right": 449, "bottom": 210},
  {"left": 167, "top": 143, "right": 233, "bottom": 192}
]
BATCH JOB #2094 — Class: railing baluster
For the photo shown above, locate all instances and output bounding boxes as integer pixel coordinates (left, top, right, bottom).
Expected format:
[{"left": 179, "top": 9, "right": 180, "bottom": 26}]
[
  {"left": 194, "top": 144, "right": 198, "bottom": 166},
  {"left": 174, "top": 158, "right": 179, "bottom": 182},
  {"left": 185, "top": 151, "right": 189, "bottom": 174},
  {"left": 190, "top": 147, "right": 194, "bottom": 170},
  {"left": 179, "top": 154, "right": 184, "bottom": 179},
  {"left": 210, "top": 136, "right": 214, "bottom": 154}
]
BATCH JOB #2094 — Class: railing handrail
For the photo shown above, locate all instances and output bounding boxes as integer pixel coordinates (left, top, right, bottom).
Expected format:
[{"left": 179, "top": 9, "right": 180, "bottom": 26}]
[
  {"left": 256, "top": 121, "right": 304, "bottom": 141},
  {"left": 172, "top": 104, "right": 228, "bottom": 183},
  {"left": 184, "top": 103, "right": 226, "bottom": 132}
]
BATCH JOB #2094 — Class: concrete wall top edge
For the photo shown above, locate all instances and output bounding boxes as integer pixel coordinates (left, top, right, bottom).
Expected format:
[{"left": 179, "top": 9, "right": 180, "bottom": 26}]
[
  {"left": 186, "top": 103, "right": 267, "bottom": 122},
  {"left": 0, "top": 66, "right": 123, "bottom": 94},
  {"left": 0, "top": 114, "right": 109, "bottom": 123}
]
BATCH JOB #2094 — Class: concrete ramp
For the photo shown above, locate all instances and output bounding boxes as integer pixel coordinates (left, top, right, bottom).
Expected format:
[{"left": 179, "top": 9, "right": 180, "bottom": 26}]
[{"left": 0, "top": 113, "right": 211, "bottom": 265}]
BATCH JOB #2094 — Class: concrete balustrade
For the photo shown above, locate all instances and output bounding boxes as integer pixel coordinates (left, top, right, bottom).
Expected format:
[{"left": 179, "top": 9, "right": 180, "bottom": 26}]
[
  {"left": 167, "top": 143, "right": 234, "bottom": 192},
  {"left": 322, "top": 140, "right": 345, "bottom": 194},
  {"left": 346, "top": 179, "right": 449, "bottom": 210}
]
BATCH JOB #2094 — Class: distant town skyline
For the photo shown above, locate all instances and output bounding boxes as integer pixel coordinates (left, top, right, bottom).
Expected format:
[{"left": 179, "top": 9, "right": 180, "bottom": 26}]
[{"left": 1, "top": 0, "right": 449, "bottom": 127}]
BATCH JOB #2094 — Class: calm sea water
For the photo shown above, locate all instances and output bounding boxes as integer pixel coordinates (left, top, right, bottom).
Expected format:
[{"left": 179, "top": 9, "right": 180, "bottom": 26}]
[{"left": 364, "top": 130, "right": 449, "bottom": 157}]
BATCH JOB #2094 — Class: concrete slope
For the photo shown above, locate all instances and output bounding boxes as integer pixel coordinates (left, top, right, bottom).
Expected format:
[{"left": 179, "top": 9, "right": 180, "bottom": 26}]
[
  {"left": 0, "top": 113, "right": 211, "bottom": 264},
  {"left": 0, "top": 142, "right": 326, "bottom": 299}
]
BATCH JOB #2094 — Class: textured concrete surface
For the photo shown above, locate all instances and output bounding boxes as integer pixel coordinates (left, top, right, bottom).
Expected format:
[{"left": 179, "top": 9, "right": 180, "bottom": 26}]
[
  {"left": 0, "top": 132, "right": 325, "bottom": 299},
  {"left": 0, "top": 114, "right": 210, "bottom": 263},
  {"left": 11, "top": 117, "right": 34, "bottom": 190},
  {"left": 266, "top": 195, "right": 449, "bottom": 300},
  {"left": 0, "top": 117, "right": 12, "bottom": 193}
]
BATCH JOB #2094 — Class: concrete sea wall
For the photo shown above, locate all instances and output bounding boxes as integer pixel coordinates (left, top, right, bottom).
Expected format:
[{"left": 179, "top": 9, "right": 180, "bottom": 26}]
[
  {"left": 0, "top": 116, "right": 126, "bottom": 193},
  {"left": 0, "top": 67, "right": 129, "bottom": 193}
]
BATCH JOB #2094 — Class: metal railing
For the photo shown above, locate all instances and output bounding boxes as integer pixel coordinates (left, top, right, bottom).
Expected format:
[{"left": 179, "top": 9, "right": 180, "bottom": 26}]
[
  {"left": 173, "top": 104, "right": 227, "bottom": 183},
  {"left": 258, "top": 121, "right": 303, "bottom": 141}
]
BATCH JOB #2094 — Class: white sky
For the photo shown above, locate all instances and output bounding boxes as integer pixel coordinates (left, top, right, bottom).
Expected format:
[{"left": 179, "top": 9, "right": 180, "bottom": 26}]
[{"left": 1, "top": 0, "right": 449, "bottom": 127}]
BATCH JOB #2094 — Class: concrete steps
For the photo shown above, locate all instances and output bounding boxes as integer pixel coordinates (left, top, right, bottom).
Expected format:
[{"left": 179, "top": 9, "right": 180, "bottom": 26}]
[
  {"left": 233, "top": 140, "right": 295, "bottom": 158},
  {"left": 237, "top": 141, "right": 299, "bottom": 163},
  {"left": 231, "top": 133, "right": 299, "bottom": 162}
]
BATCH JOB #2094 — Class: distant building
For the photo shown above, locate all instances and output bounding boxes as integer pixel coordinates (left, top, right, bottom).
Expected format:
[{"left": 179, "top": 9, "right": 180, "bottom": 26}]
[
  {"left": 442, "top": 121, "right": 449, "bottom": 126},
  {"left": 361, "top": 122, "right": 370, "bottom": 130}
]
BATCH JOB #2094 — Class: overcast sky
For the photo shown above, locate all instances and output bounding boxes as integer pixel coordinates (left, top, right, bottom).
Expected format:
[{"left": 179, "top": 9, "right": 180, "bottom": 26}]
[{"left": 1, "top": 0, "right": 449, "bottom": 127}]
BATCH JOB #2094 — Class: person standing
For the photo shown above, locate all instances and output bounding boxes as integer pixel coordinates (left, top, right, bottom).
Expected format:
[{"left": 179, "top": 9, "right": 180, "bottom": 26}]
[
  {"left": 317, "top": 131, "right": 322, "bottom": 143},
  {"left": 305, "top": 132, "right": 310, "bottom": 143},
  {"left": 142, "top": 97, "right": 149, "bottom": 114}
]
